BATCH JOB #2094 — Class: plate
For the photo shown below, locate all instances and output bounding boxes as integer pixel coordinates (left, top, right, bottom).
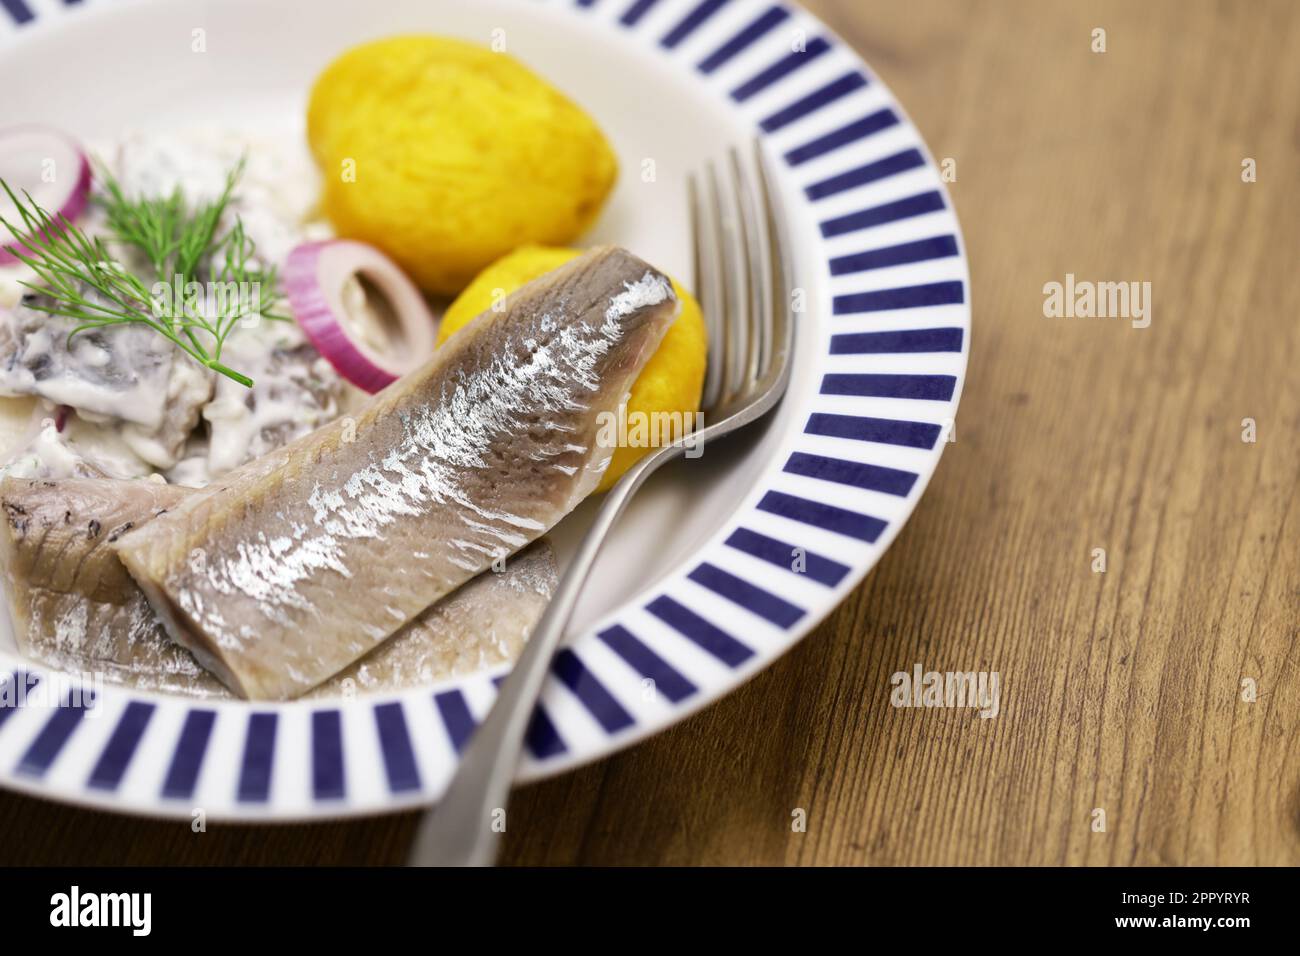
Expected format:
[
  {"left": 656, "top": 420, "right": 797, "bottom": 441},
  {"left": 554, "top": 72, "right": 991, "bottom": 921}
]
[{"left": 0, "top": 0, "right": 969, "bottom": 819}]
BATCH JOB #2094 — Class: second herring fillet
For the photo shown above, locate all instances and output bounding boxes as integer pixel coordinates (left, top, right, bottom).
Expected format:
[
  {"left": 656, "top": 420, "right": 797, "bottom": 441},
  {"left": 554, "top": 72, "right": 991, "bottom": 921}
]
[
  {"left": 0, "top": 477, "right": 558, "bottom": 700},
  {"left": 114, "top": 247, "right": 678, "bottom": 699}
]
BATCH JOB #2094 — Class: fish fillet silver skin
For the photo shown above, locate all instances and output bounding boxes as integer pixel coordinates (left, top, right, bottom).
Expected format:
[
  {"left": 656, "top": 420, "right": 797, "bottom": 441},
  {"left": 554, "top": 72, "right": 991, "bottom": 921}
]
[
  {"left": 0, "top": 477, "right": 558, "bottom": 698},
  {"left": 114, "top": 246, "right": 678, "bottom": 699},
  {"left": 0, "top": 476, "right": 220, "bottom": 696},
  {"left": 310, "top": 540, "right": 556, "bottom": 699}
]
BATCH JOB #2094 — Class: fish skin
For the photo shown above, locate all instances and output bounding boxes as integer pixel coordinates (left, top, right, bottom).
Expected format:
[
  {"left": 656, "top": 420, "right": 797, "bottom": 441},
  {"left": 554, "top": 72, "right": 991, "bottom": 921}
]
[
  {"left": 115, "top": 246, "right": 678, "bottom": 699},
  {"left": 0, "top": 477, "right": 557, "bottom": 698},
  {"left": 0, "top": 476, "right": 222, "bottom": 695},
  {"left": 310, "top": 540, "right": 556, "bottom": 698},
  {"left": 21, "top": 588, "right": 227, "bottom": 697},
  {"left": 0, "top": 477, "right": 189, "bottom": 605}
]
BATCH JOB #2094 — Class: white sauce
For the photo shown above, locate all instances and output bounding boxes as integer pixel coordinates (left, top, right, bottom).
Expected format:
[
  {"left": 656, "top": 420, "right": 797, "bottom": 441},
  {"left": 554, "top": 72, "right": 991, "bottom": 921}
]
[
  {"left": 200, "top": 321, "right": 341, "bottom": 478},
  {"left": 0, "top": 130, "right": 352, "bottom": 486},
  {"left": 2, "top": 422, "right": 85, "bottom": 479}
]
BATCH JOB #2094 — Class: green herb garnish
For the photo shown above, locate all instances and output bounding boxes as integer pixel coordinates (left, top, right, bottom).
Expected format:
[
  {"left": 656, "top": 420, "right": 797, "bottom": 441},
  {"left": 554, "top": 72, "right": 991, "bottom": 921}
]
[{"left": 0, "top": 161, "right": 286, "bottom": 387}]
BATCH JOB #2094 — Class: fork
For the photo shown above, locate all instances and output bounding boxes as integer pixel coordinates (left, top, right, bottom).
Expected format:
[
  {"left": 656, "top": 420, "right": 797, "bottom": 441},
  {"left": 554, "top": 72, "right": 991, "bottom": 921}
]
[{"left": 408, "top": 139, "right": 795, "bottom": 866}]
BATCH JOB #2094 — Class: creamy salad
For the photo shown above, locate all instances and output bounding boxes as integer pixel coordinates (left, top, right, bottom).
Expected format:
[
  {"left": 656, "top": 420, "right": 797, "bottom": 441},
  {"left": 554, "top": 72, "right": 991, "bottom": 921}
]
[{"left": 0, "top": 130, "right": 361, "bottom": 487}]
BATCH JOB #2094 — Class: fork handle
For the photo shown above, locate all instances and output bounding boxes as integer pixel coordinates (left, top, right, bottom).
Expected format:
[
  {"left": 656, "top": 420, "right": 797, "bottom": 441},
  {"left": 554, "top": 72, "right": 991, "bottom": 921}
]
[{"left": 408, "top": 445, "right": 680, "bottom": 866}]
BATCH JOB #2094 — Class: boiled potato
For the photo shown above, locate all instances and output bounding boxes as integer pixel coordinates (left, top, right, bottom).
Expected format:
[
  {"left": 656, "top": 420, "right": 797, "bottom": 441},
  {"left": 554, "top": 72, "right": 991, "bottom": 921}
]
[{"left": 308, "top": 35, "right": 618, "bottom": 295}]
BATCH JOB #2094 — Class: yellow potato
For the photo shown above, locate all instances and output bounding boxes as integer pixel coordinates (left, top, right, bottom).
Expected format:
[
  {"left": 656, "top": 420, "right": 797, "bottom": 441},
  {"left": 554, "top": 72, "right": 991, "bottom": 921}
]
[
  {"left": 441, "top": 246, "right": 708, "bottom": 491},
  {"left": 308, "top": 35, "right": 618, "bottom": 295}
]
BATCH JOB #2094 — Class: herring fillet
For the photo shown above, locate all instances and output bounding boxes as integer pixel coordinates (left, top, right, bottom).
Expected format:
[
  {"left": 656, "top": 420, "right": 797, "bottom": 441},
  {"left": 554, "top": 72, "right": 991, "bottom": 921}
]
[
  {"left": 311, "top": 539, "right": 556, "bottom": 698},
  {"left": 0, "top": 476, "right": 221, "bottom": 696},
  {"left": 0, "top": 478, "right": 189, "bottom": 608},
  {"left": 0, "top": 477, "right": 558, "bottom": 698},
  {"left": 114, "top": 246, "right": 679, "bottom": 699}
]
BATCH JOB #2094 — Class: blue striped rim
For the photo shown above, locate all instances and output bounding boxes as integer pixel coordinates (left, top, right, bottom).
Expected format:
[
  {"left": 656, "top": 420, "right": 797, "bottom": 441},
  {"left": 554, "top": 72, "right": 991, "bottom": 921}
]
[
  {"left": 646, "top": 595, "right": 755, "bottom": 666},
  {"left": 595, "top": 625, "right": 698, "bottom": 702},
  {"left": 553, "top": 649, "right": 635, "bottom": 733},
  {"left": 524, "top": 707, "right": 567, "bottom": 758},
  {"left": 698, "top": 5, "right": 788, "bottom": 73},
  {"left": 761, "top": 71, "right": 867, "bottom": 133},
  {"left": 489, "top": 676, "right": 569, "bottom": 758},
  {"left": 373, "top": 702, "right": 421, "bottom": 793},
  {"left": 236, "top": 712, "right": 277, "bottom": 803},
  {"left": 688, "top": 561, "right": 805, "bottom": 627},
  {"left": 784, "top": 451, "right": 917, "bottom": 497},
  {"left": 757, "top": 490, "right": 886, "bottom": 543},
  {"left": 16, "top": 690, "right": 95, "bottom": 777},
  {"left": 439, "top": 685, "right": 569, "bottom": 760},
  {"left": 661, "top": 0, "right": 728, "bottom": 49},
  {"left": 0, "top": 0, "right": 32, "bottom": 27},
  {"left": 620, "top": 0, "right": 660, "bottom": 27},
  {"left": 807, "top": 148, "right": 925, "bottom": 200},
  {"left": 805, "top": 412, "right": 942, "bottom": 450},
  {"left": 821, "top": 373, "right": 957, "bottom": 401},
  {"left": 732, "top": 36, "right": 829, "bottom": 101},
  {"left": 785, "top": 109, "right": 899, "bottom": 165},
  {"left": 434, "top": 689, "right": 475, "bottom": 754},
  {"left": 161, "top": 708, "right": 215, "bottom": 799},
  {"left": 88, "top": 701, "right": 154, "bottom": 791},
  {"left": 833, "top": 280, "right": 964, "bottom": 315},
  {"left": 311, "top": 709, "right": 345, "bottom": 800},
  {"left": 821, "top": 191, "right": 945, "bottom": 238},
  {"left": 0, "top": 671, "right": 38, "bottom": 730},
  {"left": 831, "top": 327, "right": 964, "bottom": 354},
  {"left": 830, "top": 235, "right": 959, "bottom": 275},
  {"left": 724, "top": 527, "right": 851, "bottom": 587}
]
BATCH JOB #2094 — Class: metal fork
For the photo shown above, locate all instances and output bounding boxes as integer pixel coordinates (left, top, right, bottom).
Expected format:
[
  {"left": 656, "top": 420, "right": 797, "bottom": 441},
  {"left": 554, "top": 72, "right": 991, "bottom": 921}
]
[{"left": 408, "top": 139, "right": 795, "bottom": 866}]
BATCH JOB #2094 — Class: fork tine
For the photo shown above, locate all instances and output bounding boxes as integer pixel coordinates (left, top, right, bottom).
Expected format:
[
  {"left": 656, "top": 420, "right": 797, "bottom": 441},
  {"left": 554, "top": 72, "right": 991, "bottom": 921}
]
[
  {"left": 709, "top": 159, "right": 749, "bottom": 406},
  {"left": 752, "top": 139, "right": 792, "bottom": 384},
  {"left": 695, "top": 142, "right": 790, "bottom": 410},
  {"left": 692, "top": 168, "right": 726, "bottom": 410},
  {"left": 729, "top": 146, "right": 771, "bottom": 387}
]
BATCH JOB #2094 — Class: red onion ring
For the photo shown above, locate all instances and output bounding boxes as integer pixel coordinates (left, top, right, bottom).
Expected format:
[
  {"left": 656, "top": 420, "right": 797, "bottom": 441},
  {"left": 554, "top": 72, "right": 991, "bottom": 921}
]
[
  {"left": 285, "top": 240, "right": 438, "bottom": 393},
  {"left": 0, "top": 126, "right": 92, "bottom": 266}
]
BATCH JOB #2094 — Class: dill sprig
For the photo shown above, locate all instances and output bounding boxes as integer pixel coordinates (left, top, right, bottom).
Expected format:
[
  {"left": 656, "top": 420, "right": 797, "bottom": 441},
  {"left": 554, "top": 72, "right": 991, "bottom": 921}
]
[
  {"left": 0, "top": 161, "right": 287, "bottom": 388},
  {"left": 98, "top": 159, "right": 240, "bottom": 284}
]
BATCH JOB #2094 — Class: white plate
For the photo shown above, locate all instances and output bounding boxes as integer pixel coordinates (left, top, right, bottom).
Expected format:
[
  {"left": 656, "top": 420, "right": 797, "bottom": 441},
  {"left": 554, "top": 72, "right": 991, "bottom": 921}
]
[{"left": 0, "top": 0, "right": 969, "bottom": 819}]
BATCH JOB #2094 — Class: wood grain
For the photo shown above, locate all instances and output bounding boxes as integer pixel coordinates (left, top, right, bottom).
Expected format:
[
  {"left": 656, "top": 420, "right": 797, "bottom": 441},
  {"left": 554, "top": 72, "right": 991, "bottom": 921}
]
[{"left": 1, "top": 0, "right": 1296, "bottom": 866}]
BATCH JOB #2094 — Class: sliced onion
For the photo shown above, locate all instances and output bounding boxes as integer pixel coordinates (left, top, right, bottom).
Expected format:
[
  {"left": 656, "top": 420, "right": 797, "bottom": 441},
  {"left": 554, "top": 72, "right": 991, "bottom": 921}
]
[
  {"left": 285, "top": 240, "right": 438, "bottom": 393},
  {"left": 0, "top": 126, "right": 92, "bottom": 266}
]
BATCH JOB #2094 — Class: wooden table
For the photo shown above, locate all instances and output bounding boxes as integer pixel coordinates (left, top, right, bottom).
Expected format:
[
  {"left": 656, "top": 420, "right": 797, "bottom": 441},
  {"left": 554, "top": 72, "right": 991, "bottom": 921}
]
[{"left": 3, "top": 0, "right": 1297, "bottom": 866}]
